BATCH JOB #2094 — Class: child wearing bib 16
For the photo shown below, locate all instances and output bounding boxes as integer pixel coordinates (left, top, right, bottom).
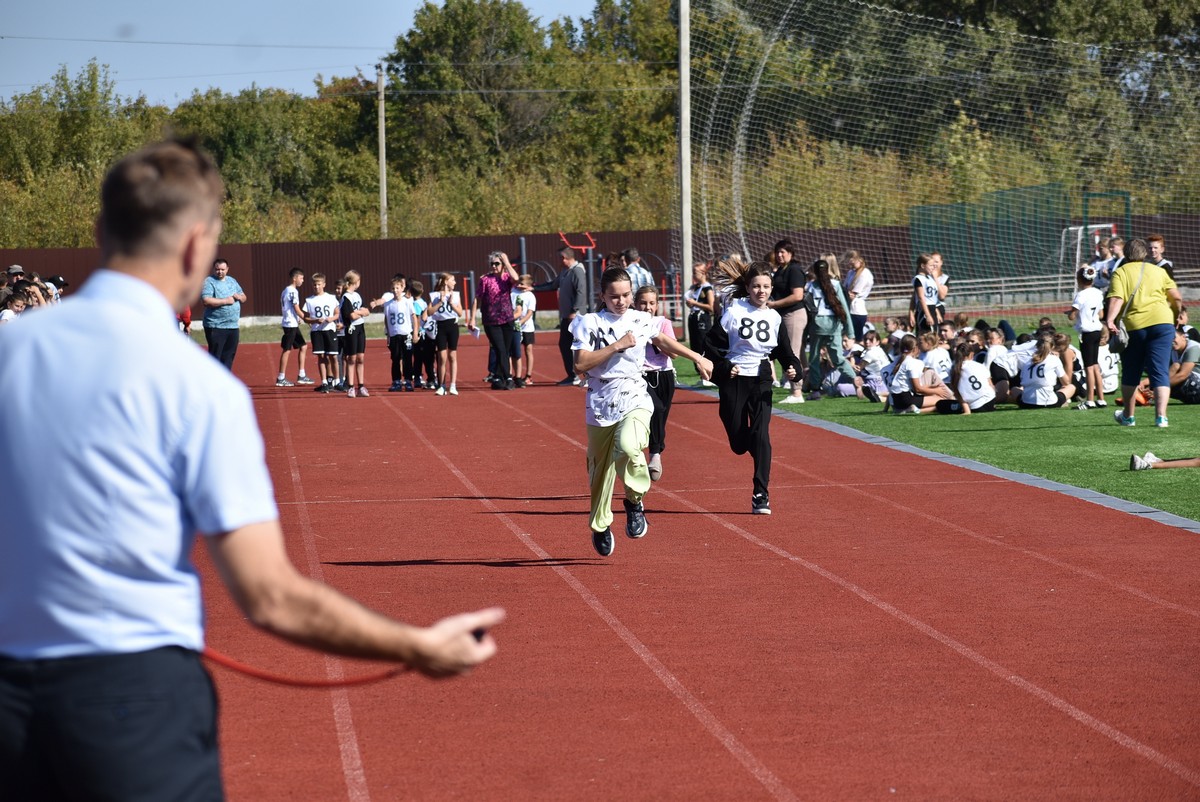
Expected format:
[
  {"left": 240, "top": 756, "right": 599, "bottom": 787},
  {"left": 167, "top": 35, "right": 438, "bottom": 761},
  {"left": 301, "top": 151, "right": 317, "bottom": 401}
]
[{"left": 571, "top": 267, "right": 713, "bottom": 557}]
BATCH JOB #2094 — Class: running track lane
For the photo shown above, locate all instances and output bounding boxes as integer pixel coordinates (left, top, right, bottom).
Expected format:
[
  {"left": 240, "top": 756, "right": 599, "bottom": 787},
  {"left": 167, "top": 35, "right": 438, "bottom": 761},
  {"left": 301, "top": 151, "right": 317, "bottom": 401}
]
[{"left": 196, "top": 339, "right": 1200, "bottom": 800}]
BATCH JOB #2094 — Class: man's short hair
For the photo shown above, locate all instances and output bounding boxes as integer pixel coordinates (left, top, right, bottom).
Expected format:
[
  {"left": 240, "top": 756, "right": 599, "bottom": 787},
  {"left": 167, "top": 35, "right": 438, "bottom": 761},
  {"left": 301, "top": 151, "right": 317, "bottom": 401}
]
[
  {"left": 623, "top": 247, "right": 640, "bottom": 262},
  {"left": 213, "top": 258, "right": 228, "bottom": 269},
  {"left": 97, "top": 139, "right": 224, "bottom": 260},
  {"left": 558, "top": 247, "right": 576, "bottom": 261},
  {"left": 288, "top": 267, "right": 304, "bottom": 280},
  {"left": 1147, "top": 233, "right": 1165, "bottom": 245}
]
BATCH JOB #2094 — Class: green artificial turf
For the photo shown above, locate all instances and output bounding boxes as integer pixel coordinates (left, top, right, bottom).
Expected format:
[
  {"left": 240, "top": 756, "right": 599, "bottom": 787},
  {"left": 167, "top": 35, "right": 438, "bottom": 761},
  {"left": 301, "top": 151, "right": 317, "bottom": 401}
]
[{"left": 674, "top": 358, "right": 1200, "bottom": 525}]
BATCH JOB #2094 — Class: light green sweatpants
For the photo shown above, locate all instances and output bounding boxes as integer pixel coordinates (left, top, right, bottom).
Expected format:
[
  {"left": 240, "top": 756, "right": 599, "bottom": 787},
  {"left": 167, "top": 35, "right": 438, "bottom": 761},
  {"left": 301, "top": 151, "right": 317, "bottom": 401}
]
[{"left": 586, "top": 407, "right": 652, "bottom": 533}]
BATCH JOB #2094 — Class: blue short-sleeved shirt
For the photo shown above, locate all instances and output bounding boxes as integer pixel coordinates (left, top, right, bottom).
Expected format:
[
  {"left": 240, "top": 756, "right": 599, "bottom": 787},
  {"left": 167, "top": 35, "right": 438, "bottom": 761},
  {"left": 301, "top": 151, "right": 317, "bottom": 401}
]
[
  {"left": 202, "top": 274, "right": 244, "bottom": 328},
  {"left": 0, "top": 270, "right": 278, "bottom": 659}
]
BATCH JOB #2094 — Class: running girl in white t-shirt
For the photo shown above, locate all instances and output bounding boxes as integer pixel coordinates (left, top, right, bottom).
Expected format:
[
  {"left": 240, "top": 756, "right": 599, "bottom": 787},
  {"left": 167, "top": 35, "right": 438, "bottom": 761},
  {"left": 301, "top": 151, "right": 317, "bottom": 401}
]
[
  {"left": 428, "top": 273, "right": 464, "bottom": 396},
  {"left": 1013, "top": 334, "right": 1075, "bottom": 408},
  {"left": 1068, "top": 265, "right": 1107, "bottom": 408},
  {"left": 703, "top": 256, "right": 802, "bottom": 515},
  {"left": 571, "top": 267, "right": 712, "bottom": 557},
  {"left": 935, "top": 342, "right": 997, "bottom": 414},
  {"left": 635, "top": 285, "right": 677, "bottom": 483}
]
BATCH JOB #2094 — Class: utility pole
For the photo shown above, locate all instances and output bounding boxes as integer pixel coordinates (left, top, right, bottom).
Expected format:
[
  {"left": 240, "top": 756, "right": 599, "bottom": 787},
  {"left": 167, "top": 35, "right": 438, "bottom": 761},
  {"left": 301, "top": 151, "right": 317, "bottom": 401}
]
[
  {"left": 377, "top": 63, "right": 388, "bottom": 239},
  {"left": 678, "top": 0, "right": 693, "bottom": 340}
]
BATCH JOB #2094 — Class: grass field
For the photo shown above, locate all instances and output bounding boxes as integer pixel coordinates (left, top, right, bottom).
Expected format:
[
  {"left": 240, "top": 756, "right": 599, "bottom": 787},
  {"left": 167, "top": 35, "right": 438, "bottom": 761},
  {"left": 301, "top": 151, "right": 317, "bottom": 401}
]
[{"left": 674, "top": 351, "right": 1200, "bottom": 525}]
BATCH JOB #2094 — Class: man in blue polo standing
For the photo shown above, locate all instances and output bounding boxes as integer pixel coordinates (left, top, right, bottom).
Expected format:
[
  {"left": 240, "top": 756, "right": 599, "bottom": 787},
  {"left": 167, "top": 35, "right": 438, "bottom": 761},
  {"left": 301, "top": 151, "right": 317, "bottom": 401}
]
[
  {"left": 201, "top": 256, "right": 246, "bottom": 370},
  {"left": 0, "top": 138, "right": 503, "bottom": 800}
]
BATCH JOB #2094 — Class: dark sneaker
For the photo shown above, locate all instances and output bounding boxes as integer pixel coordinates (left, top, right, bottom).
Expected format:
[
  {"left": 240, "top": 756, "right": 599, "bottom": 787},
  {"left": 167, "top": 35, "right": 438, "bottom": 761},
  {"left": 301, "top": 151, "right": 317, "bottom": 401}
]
[
  {"left": 275, "top": 378, "right": 294, "bottom": 387},
  {"left": 296, "top": 376, "right": 315, "bottom": 385},
  {"left": 862, "top": 385, "right": 880, "bottom": 404},
  {"left": 513, "top": 377, "right": 525, "bottom": 388},
  {"left": 556, "top": 377, "right": 576, "bottom": 386},
  {"left": 592, "top": 527, "right": 614, "bottom": 557},
  {"left": 751, "top": 493, "right": 772, "bottom": 515},
  {"left": 623, "top": 498, "right": 647, "bottom": 538}
]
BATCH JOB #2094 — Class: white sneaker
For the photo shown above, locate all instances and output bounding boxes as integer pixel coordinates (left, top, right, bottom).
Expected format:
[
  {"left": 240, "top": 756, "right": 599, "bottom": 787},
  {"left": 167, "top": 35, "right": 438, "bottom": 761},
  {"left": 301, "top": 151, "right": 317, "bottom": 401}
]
[
  {"left": 771, "top": 380, "right": 782, "bottom": 388},
  {"left": 346, "top": 387, "right": 357, "bottom": 398},
  {"left": 1144, "top": 451, "right": 1162, "bottom": 465},
  {"left": 898, "top": 405, "right": 922, "bottom": 415},
  {"left": 435, "top": 386, "right": 447, "bottom": 396},
  {"left": 358, "top": 385, "right": 370, "bottom": 397},
  {"left": 778, "top": 395, "right": 805, "bottom": 405},
  {"left": 449, "top": 385, "right": 459, "bottom": 396},
  {"left": 1130, "top": 453, "right": 1151, "bottom": 471},
  {"left": 700, "top": 379, "right": 716, "bottom": 387}
]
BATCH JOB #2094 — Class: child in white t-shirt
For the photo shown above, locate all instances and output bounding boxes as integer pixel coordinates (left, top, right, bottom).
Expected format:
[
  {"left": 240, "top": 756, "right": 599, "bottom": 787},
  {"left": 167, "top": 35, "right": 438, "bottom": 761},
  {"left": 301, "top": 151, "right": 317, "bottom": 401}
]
[
  {"left": 512, "top": 275, "right": 537, "bottom": 385},
  {"left": 571, "top": 266, "right": 712, "bottom": 557},
  {"left": 1013, "top": 334, "right": 1075, "bottom": 408},
  {"left": 1068, "top": 265, "right": 1107, "bottom": 408},
  {"left": 935, "top": 341, "right": 997, "bottom": 414},
  {"left": 302, "top": 272, "right": 340, "bottom": 392},
  {"left": 885, "top": 334, "right": 941, "bottom": 414}
]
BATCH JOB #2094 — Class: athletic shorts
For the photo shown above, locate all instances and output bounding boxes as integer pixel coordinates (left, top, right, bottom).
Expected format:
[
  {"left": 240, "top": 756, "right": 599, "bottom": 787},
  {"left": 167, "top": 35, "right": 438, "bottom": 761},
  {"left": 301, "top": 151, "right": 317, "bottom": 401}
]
[
  {"left": 1018, "top": 390, "right": 1067, "bottom": 409},
  {"left": 891, "top": 390, "right": 918, "bottom": 410},
  {"left": 280, "top": 327, "right": 306, "bottom": 350},
  {"left": 311, "top": 329, "right": 336, "bottom": 355},
  {"left": 344, "top": 326, "right": 367, "bottom": 356},
  {"left": 989, "top": 362, "right": 1015, "bottom": 385},
  {"left": 1079, "top": 330, "right": 1101, "bottom": 367},
  {"left": 935, "top": 397, "right": 997, "bottom": 414},
  {"left": 521, "top": 331, "right": 535, "bottom": 345},
  {"left": 435, "top": 321, "right": 460, "bottom": 351}
]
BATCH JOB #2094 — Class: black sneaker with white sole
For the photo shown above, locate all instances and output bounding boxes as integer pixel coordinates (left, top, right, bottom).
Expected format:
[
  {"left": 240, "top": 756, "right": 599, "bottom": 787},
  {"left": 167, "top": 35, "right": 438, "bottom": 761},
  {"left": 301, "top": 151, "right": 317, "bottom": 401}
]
[
  {"left": 623, "top": 498, "right": 648, "bottom": 538},
  {"left": 751, "top": 493, "right": 772, "bottom": 515},
  {"left": 592, "top": 527, "right": 614, "bottom": 557}
]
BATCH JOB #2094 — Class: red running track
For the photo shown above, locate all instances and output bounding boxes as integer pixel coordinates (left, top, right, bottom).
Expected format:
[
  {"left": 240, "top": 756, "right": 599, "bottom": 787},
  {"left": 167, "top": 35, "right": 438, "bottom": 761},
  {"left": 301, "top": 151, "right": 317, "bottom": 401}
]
[{"left": 196, "top": 337, "right": 1200, "bottom": 800}]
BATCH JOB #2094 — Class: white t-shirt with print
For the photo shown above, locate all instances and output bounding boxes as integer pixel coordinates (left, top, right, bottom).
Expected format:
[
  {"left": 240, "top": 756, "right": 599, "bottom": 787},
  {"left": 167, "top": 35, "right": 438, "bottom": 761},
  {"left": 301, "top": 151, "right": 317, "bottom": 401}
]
[
  {"left": 281, "top": 285, "right": 301, "bottom": 328},
  {"left": 429, "top": 290, "right": 460, "bottom": 322},
  {"left": 1020, "top": 354, "right": 1065, "bottom": 406},
  {"left": 720, "top": 298, "right": 781, "bottom": 374},
  {"left": 922, "top": 347, "right": 952, "bottom": 383},
  {"left": 570, "top": 309, "right": 656, "bottom": 427},
  {"left": 956, "top": 360, "right": 995, "bottom": 409},
  {"left": 304, "top": 292, "right": 338, "bottom": 332},
  {"left": 383, "top": 295, "right": 416, "bottom": 337},
  {"left": 1072, "top": 286, "right": 1104, "bottom": 333},
  {"left": 513, "top": 289, "right": 536, "bottom": 333}
]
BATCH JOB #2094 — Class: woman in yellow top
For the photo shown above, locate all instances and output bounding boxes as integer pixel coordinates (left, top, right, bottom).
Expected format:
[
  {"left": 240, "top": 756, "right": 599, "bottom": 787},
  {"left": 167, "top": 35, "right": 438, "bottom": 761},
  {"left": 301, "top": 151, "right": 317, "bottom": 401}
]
[{"left": 1105, "top": 238, "right": 1183, "bottom": 428}]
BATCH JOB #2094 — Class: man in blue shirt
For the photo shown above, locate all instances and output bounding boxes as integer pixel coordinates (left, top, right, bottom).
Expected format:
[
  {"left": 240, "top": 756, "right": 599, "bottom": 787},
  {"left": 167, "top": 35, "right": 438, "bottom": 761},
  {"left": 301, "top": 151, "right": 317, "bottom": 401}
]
[
  {"left": 201, "top": 256, "right": 246, "bottom": 369},
  {"left": 0, "top": 139, "right": 504, "bottom": 800}
]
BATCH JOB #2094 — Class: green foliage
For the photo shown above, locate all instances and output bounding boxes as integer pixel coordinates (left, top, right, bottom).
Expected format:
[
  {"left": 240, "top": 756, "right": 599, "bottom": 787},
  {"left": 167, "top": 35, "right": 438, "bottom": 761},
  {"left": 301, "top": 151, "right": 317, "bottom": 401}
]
[{"left": 3, "top": 0, "right": 1200, "bottom": 248}]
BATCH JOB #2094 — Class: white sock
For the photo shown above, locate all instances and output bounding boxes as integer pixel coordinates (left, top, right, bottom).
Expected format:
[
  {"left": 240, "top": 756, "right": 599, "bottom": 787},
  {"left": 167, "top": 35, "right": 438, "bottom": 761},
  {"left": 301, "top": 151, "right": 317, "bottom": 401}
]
[{"left": 277, "top": 373, "right": 285, "bottom": 381}]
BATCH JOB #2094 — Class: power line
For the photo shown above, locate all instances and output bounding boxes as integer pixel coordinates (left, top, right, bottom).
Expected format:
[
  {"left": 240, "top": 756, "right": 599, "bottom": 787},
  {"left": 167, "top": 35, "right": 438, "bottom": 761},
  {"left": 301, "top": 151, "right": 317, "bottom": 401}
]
[{"left": 0, "top": 33, "right": 389, "bottom": 51}]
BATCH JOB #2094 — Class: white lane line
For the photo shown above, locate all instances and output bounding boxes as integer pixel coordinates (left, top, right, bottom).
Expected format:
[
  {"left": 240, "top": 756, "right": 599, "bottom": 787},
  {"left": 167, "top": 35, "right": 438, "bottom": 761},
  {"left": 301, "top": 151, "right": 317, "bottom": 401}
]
[
  {"left": 275, "top": 397, "right": 372, "bottom": 802},
  {"left": 384, "top": 401, "right": 799, "bottom": 802},
  {"left": 659, "top": 486, "right": 1200, "bottom": 791},
  {"left": 672, "top": 420, "right": 1200, "bottom": 622},
  {"left": 483, "top": 395, "right": 1200, "bottom": 790}
]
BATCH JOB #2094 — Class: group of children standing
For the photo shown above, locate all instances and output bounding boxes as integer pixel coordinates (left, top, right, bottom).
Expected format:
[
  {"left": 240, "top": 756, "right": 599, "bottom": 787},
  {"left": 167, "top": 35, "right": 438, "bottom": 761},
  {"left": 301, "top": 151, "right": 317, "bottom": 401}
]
[{"left": 272, "top": 269, "right": 541, "bottom": 399}]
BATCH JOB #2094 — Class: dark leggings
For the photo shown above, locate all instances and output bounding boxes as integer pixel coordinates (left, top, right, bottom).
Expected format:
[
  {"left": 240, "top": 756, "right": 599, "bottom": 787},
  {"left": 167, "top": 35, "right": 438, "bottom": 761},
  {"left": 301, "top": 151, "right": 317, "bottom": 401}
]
[
  {"left": 388, "top": 335, "right": 413, "bottom": 382},
  {"left": 485, "top": 323, "right": 513, "bottom": 383},
  {"left": 644, "top": 369, "right": 676, "bottom": 454},
  {"left": 718, "top": 365, "right": 774, "bottom": 498}
]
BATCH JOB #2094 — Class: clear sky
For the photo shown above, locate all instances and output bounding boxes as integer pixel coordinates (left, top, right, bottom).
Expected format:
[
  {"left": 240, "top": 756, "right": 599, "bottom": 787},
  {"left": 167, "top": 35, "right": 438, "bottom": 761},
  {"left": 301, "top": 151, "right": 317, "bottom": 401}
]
[{"left": 0, "top": 0, "right": 597, "bottom": 107}]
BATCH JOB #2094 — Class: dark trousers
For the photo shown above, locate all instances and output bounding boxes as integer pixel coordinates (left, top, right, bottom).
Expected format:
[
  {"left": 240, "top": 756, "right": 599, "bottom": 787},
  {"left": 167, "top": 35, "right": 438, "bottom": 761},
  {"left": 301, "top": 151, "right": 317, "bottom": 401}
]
[
  {"left": 644, "top": 369, "right": 676, "bottom": 454},
  {"left": 717, "top": 369, "right": 774, "bottom": 498},
  {"left": 559, "top": 319, "right": 575, "bottom": 380},
  {"left": 415, "top": 337, "right": 436, "bottom": 382},
  {"left": 686, "top": 312, "right": 712, "bottom": 351},
  {"left": 388, "top": 335, "right": 413, "bottom": 383},
  {"left": 204, "top": 326, "right": 239, "bottom": 370},
  {"left": 484, "top": 323, "right": 512, "bottom": 383},
  {"left": 0, "top": 647, "right": 224, "bottom": 801},
  {"left": 850, "top": 313, "right": 868, "bottom": 342}
]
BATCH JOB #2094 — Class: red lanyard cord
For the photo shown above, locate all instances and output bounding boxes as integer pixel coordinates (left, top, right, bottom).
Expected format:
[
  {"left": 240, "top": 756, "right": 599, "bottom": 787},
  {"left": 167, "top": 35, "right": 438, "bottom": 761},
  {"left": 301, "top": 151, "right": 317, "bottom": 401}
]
[{"left": 202, "top": 647, "right": 409, "bottom": 688}]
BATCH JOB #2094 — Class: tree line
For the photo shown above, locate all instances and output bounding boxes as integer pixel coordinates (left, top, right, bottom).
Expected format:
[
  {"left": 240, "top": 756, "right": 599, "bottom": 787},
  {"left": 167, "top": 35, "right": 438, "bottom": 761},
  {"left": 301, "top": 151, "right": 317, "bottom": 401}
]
[{"left": 1, "top": 0, "right": 1197, "bottom": 248}]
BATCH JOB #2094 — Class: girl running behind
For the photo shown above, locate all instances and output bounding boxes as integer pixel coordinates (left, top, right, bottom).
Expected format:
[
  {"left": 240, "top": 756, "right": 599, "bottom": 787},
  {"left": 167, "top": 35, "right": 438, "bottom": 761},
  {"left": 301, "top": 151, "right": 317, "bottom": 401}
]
[
  {"left": 635, "top": 285, "right": 676, "bottom": 482},
  {"left": 704, "top": 256, "right": 803, "bottom": 515},
  {"left": 572, "top": 267, "right": 713, "bottom": 557}
]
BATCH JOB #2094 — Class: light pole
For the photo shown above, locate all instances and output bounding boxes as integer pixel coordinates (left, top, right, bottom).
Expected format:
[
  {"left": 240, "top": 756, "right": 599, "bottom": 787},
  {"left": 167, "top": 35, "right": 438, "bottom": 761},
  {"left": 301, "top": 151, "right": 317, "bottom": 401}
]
[{"left": 377, "top": 63, "right": 388, "bottom": 239}]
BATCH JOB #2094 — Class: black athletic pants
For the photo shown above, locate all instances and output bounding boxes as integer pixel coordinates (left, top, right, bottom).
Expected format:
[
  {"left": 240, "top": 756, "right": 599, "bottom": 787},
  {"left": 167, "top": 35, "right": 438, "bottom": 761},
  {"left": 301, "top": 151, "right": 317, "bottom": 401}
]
[
  {"left": 717, "top": 363, "right": 774, "bottom": 498},
  {"left": 388, "top": 334, "right": 414, "bottom": 383},
  {"left": 558, "top": 319, "right": 575, "bottom": 380},
  {"left": 644, "top": 369, "right": 676, "bottom": 455},
  {"left": 485, "top": 323, "right": 513, "bottom": 384}
]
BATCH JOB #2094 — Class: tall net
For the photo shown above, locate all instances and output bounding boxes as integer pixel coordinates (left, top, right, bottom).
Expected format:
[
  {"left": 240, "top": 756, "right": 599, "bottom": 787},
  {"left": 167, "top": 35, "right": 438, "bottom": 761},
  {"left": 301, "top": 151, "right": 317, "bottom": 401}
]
[{"left": 681, "top": 0, "right": 1200, "bottom": 300}]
